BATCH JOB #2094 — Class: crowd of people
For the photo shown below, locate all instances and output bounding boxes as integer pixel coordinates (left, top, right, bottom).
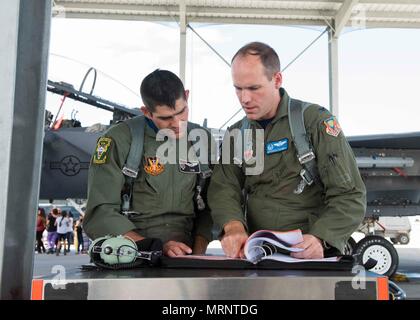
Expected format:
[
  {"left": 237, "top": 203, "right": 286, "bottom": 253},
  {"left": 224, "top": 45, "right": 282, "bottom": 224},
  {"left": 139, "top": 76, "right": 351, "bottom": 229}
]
[{"left": 35, "top": 207, "right": 89, "bottom": 255}]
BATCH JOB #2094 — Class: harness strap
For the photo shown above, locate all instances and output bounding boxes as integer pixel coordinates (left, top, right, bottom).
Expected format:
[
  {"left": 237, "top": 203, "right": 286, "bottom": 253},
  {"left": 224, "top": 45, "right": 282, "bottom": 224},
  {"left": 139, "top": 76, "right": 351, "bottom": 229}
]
[
  {"left": 288, "top": 98, "right": 321, "bottom": 194},
  {"left": 121, "top": 115, "right": 146, "bottom": 215}
]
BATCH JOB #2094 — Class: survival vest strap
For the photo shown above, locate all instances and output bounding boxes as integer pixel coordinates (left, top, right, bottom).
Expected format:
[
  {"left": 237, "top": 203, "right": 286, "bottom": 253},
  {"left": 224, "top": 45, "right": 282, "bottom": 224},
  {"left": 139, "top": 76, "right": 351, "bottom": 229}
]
[
  {"left": 121, "top": 115, "right": 145, "bottom": 217},
  {"left": 288, "top": 98, "right": 321, "bottom": 194},
  {"left": 185, "top": 122, "right": 213, "bottom": 211},
  {"left": 120, "top": 116, "right": 212, "bottom": 217},
  {"left": 238, "top": 97, "right": 321, "bottom": 194}
]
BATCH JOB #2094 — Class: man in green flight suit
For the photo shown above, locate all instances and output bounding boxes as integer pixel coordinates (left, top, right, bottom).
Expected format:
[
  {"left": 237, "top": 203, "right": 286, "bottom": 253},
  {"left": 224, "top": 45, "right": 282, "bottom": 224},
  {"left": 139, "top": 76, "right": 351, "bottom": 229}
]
[
  {"left": 84, "top": 69, "right": 214, "bottom": 257},
  {"left": 208, "top": 42, "right": 366, "bottom": 259}
]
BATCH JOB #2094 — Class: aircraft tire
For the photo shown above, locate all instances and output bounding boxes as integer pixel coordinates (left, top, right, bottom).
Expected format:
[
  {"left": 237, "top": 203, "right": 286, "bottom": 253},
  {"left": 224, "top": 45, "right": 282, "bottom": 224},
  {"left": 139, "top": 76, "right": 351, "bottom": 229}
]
[{"left": 354, "top": 235, "right": 399, "bottom": 277}]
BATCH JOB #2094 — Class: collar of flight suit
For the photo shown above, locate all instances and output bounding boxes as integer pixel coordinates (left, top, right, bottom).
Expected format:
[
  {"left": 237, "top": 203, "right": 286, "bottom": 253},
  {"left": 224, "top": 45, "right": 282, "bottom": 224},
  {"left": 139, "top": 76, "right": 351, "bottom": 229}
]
[
  {"left": 248, "top": 87, "right": 290, "bottom": 128},
  {"left": 145, "top": 117, "right": 159, "bottom": 138}
]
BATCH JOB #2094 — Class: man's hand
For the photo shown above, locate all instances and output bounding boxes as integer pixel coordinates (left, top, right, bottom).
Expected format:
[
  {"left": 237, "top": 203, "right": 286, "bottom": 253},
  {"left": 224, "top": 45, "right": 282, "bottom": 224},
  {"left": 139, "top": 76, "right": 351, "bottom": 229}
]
[
  {"left": 123, "top": 230, "right": 145, "bottom": 242},
  {"left": 164, "top": 241, "right": 192, "bottom": 257},
  {"left": 290, "top": 234, "right": 324, "bottom": 259},
  {"left": 221, "top": 220, "right": 248, "bottom": 258}
]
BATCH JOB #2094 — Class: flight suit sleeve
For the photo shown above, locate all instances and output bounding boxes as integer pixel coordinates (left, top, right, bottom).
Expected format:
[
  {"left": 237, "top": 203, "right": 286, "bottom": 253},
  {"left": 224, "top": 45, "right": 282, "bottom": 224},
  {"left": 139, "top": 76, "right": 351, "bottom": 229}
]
[
  {"left": 84, "top": 123, "right": 137, "bottom": 240},
  {"left": 207, "top": 128, "right": 247, "bottom": 235},
  {"left": 305, "top": 107, "right": 366, "bottom": 253}
]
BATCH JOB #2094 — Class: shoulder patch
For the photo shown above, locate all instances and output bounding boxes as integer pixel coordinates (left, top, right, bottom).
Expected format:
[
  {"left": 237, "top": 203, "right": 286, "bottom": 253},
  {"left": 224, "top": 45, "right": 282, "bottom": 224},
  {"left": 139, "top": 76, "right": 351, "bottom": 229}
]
[
  {"left": 323, "top": 116, "right": 342, "bottom": 137},
  {"left": 93, "top": 137, "right": 112, "bottom": 164}
]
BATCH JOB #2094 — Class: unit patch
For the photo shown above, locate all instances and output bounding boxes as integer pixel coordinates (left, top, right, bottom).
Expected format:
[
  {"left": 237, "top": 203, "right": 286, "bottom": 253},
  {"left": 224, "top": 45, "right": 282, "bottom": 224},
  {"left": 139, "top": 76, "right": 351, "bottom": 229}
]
[
  {"left": 93, "top": 137, "right": 112, "bottom": 164},
  {"left": 242, "top": 128, "right": 255, "bottom": 164},
  {"left": 244, "top": 149, "right": 254, "bottom": 163},
  {"left": 144, "top": 157, "right": 165, "bottom": 176},
  {"left": 323, "top": 117, "right": 342, "bottom": 137},
  {"left": 266, "top": 138, "right": 289, "bottom": 155}
]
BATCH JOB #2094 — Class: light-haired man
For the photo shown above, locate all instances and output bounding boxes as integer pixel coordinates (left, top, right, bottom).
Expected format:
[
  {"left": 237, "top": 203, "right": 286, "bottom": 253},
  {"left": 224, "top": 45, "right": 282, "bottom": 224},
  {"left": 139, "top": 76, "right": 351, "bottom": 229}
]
[{"left": 209, "top": 42, "right": 366, "bottom": 259}]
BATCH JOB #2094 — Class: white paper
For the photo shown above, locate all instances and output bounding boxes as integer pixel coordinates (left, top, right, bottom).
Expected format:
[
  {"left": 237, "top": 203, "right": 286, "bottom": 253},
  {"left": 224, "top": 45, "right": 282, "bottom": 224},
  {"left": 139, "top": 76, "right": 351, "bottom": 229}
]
[{"left": 244, "top": 229, "right": 339, "bottom": 263}]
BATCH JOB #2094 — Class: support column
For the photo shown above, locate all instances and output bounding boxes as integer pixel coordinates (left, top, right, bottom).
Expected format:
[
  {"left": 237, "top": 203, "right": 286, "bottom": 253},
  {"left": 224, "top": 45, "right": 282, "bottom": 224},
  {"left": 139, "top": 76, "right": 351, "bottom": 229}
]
[
  {"left": 0, "top": 0, "right": 51, "bottom": 299},
  {"left": 328, "top": 27, "right": 340, "bottom": 118},
  {"left": 179, "top": 0, "right": 187, "bottom": 84}
]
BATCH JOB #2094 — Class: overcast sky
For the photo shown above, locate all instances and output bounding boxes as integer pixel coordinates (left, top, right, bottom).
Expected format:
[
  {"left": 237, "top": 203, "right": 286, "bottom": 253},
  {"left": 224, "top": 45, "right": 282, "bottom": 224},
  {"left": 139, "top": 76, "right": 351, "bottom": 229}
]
[{"left": 47, "top": 18, "right": 420, "bottom": 136}]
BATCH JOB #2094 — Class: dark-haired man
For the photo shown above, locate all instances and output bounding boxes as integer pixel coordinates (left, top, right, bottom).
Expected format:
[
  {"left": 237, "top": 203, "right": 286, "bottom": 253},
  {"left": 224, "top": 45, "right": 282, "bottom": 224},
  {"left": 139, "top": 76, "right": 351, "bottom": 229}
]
[
  {"left": 208, "top": 42, "right": 366, "bottom": 259},
  {"left": 84, "top": 69, "right": 214, "bottom": 257}
]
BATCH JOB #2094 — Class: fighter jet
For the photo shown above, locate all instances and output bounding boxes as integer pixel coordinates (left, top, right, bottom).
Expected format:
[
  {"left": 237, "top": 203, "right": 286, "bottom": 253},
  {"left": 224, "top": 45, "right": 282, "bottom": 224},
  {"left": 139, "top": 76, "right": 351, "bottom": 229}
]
[{"left": 40, "top": 78, "right": 141, "bottom": 200}]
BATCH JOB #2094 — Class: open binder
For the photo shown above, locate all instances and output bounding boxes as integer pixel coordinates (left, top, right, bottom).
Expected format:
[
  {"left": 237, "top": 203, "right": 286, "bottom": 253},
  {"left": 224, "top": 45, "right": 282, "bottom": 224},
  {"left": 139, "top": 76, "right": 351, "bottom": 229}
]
[
  {"left": 161, "top": 230, "right": 359, "bottom": 271},
  {"left": 160, "top": 254, "right": 357, "bottom": 271}
]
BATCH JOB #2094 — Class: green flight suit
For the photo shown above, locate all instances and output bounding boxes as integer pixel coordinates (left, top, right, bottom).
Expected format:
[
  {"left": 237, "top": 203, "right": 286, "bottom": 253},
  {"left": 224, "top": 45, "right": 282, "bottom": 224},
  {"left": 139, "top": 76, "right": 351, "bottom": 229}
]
[
  {"left": 208, "top": 88, "right": 366, "bottom": 253},
  {"left": 84, "top": 119, "right": 213, "bottom": 247}
]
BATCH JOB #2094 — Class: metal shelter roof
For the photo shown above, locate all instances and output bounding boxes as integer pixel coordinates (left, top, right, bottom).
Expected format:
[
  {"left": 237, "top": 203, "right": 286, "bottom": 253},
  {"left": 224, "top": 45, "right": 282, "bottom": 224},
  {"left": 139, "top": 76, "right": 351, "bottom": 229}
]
[
  {"left": 51, "top": 0, "right": 420, "bottom": 119},
  {"left": 53, "top": 0, "right": 420, "bottom": 31}
]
